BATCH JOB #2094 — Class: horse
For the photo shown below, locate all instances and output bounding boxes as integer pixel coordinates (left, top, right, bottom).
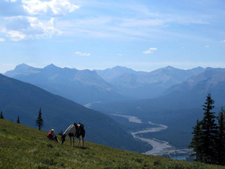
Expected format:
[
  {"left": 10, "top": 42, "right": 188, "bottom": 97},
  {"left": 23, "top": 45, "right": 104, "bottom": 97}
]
[{"left": 61, "top": 123, "right": 85, "bottom": 147}]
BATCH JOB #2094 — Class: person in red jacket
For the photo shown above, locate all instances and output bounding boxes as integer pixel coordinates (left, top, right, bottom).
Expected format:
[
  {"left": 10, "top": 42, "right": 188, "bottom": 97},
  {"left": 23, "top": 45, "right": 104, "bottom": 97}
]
[{"left": 47, "top": 129, "right": 58, "bottom": 142}]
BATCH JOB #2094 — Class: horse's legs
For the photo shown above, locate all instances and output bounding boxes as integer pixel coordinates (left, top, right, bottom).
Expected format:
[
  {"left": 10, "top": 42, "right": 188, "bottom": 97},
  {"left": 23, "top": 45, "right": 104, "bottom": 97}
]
[
  {"left": 82, "top": 136, "right": 84, "bottom": 147},
  {"left": 73, "top": 136, "right": 75, "bottom": 146},
  {"left": 77, "top": 137, "right": 80, "bottom": 146}
]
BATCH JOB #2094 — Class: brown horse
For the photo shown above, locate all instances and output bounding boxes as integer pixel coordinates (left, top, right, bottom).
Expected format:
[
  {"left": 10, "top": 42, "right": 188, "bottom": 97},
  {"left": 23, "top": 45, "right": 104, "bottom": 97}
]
[{"left": 61, "top": 123, "right": 85, "bottom": 147}]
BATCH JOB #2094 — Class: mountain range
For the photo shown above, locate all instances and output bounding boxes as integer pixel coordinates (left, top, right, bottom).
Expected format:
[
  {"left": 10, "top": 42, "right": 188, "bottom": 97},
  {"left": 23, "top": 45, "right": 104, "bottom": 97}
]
[
  {"left": 3, "top": 63, "right": 225, "bottom": 151},
  {"left": 5, "top": 64, "right": 128, "bottom": 105},
  {"left": 96, "top": 66, "right": 203, "bottom": 99},
  {"left": 5, "top": 64, "right": 204, "bottom": 105}
]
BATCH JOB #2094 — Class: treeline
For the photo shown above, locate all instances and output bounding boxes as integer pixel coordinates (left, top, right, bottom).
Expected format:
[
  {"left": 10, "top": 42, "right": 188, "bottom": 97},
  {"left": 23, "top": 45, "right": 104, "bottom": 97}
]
[
  {"left": 0, "top": 108, "right": 44, "bottom": 130},
  {"left": 189, "top": 94, "right": 225, "bottom": 165}
]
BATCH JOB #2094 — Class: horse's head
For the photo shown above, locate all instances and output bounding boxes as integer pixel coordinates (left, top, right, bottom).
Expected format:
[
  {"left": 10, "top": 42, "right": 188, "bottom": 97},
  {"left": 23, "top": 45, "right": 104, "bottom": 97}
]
[{"left": 61, "top": 134, "right": 66, "bottom": 144}]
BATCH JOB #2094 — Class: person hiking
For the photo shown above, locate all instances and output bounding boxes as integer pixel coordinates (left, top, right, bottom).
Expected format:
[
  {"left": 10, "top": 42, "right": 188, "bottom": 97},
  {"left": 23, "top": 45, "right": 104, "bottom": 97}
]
[{"left": 47, "top": 129, "right": 58, "bottom": 142}]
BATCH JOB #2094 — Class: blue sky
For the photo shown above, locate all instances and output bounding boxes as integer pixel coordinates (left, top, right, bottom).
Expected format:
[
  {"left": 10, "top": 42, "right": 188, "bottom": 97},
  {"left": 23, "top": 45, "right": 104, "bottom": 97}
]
[{"left": 0, "top": 0, "right": 225, "bottom": 73}]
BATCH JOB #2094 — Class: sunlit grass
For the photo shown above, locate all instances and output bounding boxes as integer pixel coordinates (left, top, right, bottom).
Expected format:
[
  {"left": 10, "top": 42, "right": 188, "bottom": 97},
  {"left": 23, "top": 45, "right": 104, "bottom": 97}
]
[{"left": 0, "top": 119, "right": 224, "bottom": 169}]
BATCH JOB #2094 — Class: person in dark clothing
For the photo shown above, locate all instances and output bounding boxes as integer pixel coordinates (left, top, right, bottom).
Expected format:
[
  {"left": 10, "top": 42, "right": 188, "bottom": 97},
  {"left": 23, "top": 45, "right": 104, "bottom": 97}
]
[{"left": 47, "top": 129, "right": 58, "bottom": 142}]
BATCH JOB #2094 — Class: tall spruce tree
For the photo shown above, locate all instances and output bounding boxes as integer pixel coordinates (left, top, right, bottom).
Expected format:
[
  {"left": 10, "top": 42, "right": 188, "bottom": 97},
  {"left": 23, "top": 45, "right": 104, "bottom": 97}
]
[
  {"left": 216, "top": 107, "right": 225, "bottom": 165},
  {"left": 189, "top": 94, "right": 218, "bottom": 164},
  {"left": 201, "top": 93, "right": 218, "bottom": 164},
  {"left": 36, "top": 108, "right": 44, "bottom": 130},
  {"left": 188, "top": 119, "right": 204, "bottom": 161},
  {"left": 0, "top": 111, "right": 4, "bottom": 119}
]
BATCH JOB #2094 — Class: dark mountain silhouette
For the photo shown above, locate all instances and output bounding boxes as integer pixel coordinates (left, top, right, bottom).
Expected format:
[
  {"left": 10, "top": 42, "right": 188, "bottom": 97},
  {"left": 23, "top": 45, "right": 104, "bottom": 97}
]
[
  {"left": 5, "top": 64, "right": 129, "bottom": 105},
  {"left": 0, "top": 74, "right": 149, "bottom": 152}
]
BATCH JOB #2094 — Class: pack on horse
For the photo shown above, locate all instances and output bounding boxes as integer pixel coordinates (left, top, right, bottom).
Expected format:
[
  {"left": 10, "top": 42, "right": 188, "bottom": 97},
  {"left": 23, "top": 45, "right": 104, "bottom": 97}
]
[{"left": 61, "top": 123, "right": 85, "bottom": 147}]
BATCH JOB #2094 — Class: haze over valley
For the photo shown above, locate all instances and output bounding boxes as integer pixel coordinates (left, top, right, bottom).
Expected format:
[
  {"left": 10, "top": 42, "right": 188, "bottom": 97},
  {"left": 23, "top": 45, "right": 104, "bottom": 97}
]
[{"left": 2, "top": 63, "right": 225, "bottom": 158}]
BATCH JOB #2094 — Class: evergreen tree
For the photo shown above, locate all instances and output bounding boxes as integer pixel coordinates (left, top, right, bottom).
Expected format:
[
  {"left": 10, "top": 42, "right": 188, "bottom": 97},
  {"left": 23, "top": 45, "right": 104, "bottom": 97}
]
[
  {"left": 216, "top": 107, "right": 225, "bottom": 165},
  {"left": 0, "top": 111, "right": 4, "bottom": 119},
  {"left": 201, "top": 93, "right": 218, "bottom": 164},
  {"left": 189, "top": 94, "right": 218, "bottom": 164},
  {"left": 188, "top": 119, "right": 204, "bottom": 161},
  {"left": 17, "top": 116, "right": 20, "bottom": 124},
  {"left": 36, "top": 108, "right": 44, "bottom": 130}
]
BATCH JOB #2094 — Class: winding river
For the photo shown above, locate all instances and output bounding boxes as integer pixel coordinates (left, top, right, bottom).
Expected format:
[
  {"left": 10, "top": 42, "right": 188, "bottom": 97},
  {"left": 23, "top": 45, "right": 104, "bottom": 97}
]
[{"left": 112, "top": 114, "right": 192, "bottom": 157}]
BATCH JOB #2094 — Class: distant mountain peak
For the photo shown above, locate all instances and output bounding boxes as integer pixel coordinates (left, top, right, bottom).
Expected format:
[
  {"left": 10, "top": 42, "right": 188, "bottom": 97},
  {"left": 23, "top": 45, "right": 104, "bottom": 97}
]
[
  {"left": 165, "top": 66, "right": 175, "bottom": 70},
  {"left": 150, "top": 66, "right": 178, "bottom": 74},
  {"left": 114, "top": 65, "right": 131, "bottom": 69},
  {"left": 112, "top": 66, "right": 139, "bottom": 73},
  {"left": 17, "top": 63, "right": 29, "bottom": 67},
  {"left": 43, "top": 64, "right": 61, "bottom": 71},
  {"left": 15, "top": 63, "right": 32, "bottom": 70},
  {"left": 4, "top": 63, "right": 40, "bottom": 77},
  {"left": 45, "top": 63, "right": 58, "bottom": 68}
]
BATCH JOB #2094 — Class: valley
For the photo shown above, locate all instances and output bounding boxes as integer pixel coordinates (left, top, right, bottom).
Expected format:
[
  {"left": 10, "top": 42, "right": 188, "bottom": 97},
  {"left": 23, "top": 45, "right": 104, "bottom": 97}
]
[{"left": 112, "top": 114, "right": 193, "bottom": 160}]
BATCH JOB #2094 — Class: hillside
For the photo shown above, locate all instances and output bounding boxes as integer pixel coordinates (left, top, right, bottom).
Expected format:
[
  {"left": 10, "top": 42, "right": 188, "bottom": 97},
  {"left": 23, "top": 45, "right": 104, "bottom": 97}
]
[
  {"left": 0, "top": 74, "right": 149, "bottom": 152},
  {"left": 0, "top": 119, "right": 223, "bottom": 169}
]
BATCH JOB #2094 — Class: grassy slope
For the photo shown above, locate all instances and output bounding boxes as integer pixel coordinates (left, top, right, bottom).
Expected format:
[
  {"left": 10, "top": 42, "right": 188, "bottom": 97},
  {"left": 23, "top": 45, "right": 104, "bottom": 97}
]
[{"left": 0, "top": 119, "right": 224, "bottom": 169}]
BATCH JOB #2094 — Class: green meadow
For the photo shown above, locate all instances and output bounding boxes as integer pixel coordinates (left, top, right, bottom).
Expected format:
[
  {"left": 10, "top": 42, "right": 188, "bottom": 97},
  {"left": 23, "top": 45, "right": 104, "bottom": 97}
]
[{"left": 0, "top": 119, "right": 224, "bottom": 169}]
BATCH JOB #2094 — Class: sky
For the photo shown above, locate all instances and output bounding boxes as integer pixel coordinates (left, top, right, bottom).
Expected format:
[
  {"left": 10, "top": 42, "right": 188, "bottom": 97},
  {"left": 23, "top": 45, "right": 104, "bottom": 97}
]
[{"left": 0, "top": 0, "right": 225, "bottom": 73}]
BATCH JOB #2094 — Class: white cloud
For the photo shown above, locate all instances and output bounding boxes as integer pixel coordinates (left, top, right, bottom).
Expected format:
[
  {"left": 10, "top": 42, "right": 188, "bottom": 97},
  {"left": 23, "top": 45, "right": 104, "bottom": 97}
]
[
  {"left": 220, "top": 40, "right": 225, "bottom": 43},
  {"left": 22, "top": 0, "right": 80, "bottom": 15},
  {"left": 0, "top": 38, "right": 5, "bottom": 42},
  {"left": 206, "top": 45, "right": 209, "bottom": 48},
  {"left": 143, "top": 47, "right": 157, "bottom": 54},
  {"left": 75, "top": 51, "right": 90, "bottom": 56},
  {"left": 0, "top": 0, "right": 78, "bottom": 41},
  {"left": 2, "top": 16, "right": 61, "bottom": 40},
  {"left": 5, "top": 30, "right": 26, "bottom": 41},
  {"left": 27, "top": 17, "right": 62, "bottom": 37}
]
